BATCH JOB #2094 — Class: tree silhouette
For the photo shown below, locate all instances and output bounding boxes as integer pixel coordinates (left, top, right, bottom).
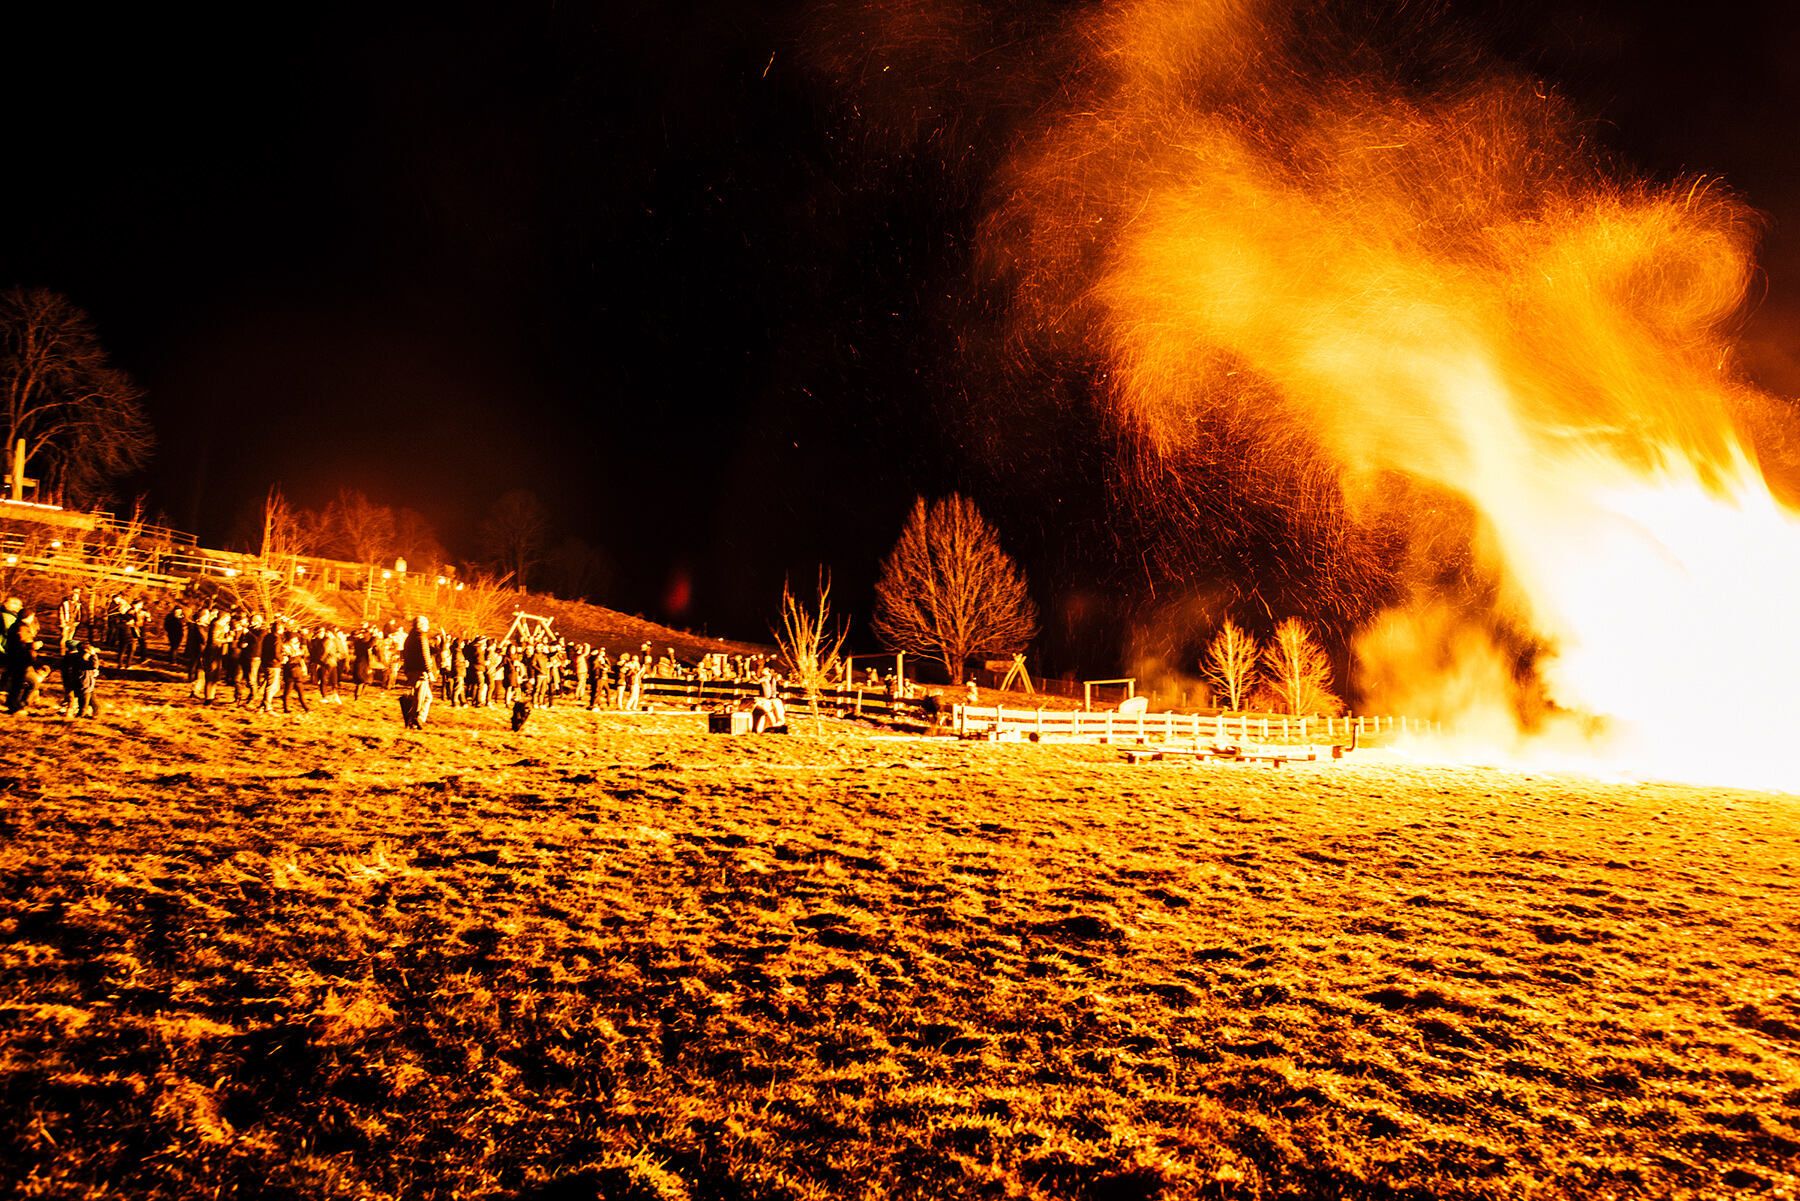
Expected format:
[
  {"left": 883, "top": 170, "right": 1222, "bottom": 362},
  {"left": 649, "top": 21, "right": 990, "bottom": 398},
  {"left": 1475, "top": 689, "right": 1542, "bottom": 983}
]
[
  {"left": 1202, "top": 619, "right": 1259, "bottom": 711},
  {"left": 1, "top": 287, "right": 152, "bottom": 506},
  {"left": 391, "top": 506, "right": 447, "bottom": 575},
  {"left": 542, "top": 535, "right": 611, "bottom": 601},
  {"left": 479, "top": 489, "right": 549, "bottom": 589},
  {"left": 327, "top": 488, "right": 397, "bottom": 566},
  {"left": 775, "top": 570, "right": 848, "bottom": 700},
  {"left": 872, "top": 494, "right": 1038, "bottom": 678},
  {"left": 1262, "top": 618, "right": 1343, "bottom": 716}
]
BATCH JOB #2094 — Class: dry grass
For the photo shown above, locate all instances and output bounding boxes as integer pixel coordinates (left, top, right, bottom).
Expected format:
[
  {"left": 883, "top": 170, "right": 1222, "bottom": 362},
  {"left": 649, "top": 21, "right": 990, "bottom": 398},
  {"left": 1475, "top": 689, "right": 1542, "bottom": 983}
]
[{"left": 2, "top": 680, "right": 1798, "bottom": 1199}]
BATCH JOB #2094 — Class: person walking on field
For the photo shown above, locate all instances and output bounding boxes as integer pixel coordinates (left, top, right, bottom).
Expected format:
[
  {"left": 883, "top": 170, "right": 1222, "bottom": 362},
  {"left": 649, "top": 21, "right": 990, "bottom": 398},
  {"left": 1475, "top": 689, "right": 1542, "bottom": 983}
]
[
  {"left": 183, "top": 606, "right": 209, "bottom": 681},
  {"left": 349, "top": 624, "right": 374, "bottom": 700},
  {"left": 464, "top": 637, "right": 489, "bottom": 708},
  {"left": 236, "top": 615, "right": 264, "bottom": 706},
  {"left": 317, "top": 627, "right": 346, "bottom": 704},
  {"left": 4, "top": 604, "right": 40, "bottom": 712},
  {"left": 60, "top": 640, "right": 101, "bottom": 718},
  {"left": 277, "top": 627, "right": 311, "bottom": 714},
  {"left": 163, "top": 605, "right": 185, "bottom": 658},
  {"left": 58, "top": 589, "right": 84, "bottom": 650},
  {"left": 195, "top": 609, "right": 230, "bottom": 702},
  {"left": 626, "top": 654, "right": 644, "bottom": 712},
  {"left": 117, "top": 601, "right": 146, "bottom": 670},
  {"left": 400, "top": 615, "right": 435, "bottom": 729},
  {"left": 613, "top": 653, "right": 631, "bottom": 710},
  {"left": 252, "top": 618, "right": 279, "bottom": 710}
]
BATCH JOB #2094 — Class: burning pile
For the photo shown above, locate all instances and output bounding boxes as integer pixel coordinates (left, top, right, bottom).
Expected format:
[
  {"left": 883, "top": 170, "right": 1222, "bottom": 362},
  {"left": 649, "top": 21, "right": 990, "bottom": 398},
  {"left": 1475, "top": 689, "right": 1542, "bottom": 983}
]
[{"left": 969, "top": 0, "right": 1800, "bottom": 787}]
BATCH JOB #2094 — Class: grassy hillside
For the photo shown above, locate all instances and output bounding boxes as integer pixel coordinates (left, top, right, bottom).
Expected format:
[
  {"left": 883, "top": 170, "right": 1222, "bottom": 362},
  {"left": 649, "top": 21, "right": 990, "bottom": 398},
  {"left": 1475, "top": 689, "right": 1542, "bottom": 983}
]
[{"left": 3, "top": 680, "right": 1797, "bottom": 1199}]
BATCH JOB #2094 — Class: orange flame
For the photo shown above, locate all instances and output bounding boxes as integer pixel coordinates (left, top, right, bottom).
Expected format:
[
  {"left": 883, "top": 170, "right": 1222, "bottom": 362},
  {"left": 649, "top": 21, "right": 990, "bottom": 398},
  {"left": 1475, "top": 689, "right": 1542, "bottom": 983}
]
[{"left": 983, "top": 0, "right": 1799, "bottom": 787}]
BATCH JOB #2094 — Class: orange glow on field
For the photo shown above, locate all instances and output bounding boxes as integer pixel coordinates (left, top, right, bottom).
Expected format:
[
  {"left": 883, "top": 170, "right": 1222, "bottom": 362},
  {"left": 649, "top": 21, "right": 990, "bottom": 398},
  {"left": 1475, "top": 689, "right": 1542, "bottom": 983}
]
[{"left": 986, "top": 0, "right": 1800, "bottom": 788}]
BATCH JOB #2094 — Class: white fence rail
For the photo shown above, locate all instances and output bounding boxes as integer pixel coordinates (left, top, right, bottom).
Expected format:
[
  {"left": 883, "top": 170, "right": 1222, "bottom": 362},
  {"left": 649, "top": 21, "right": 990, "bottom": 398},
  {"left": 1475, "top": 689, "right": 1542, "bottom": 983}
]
[{"left": 951, "top": 703, "right": 1436, "bottom": 745}]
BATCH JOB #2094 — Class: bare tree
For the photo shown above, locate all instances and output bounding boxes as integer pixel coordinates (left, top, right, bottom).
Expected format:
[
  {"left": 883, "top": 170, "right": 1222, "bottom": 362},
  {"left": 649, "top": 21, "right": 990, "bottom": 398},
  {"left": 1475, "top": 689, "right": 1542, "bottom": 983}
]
[
  {"left": 84, "top": 496, "right": 151, "bottom": 580},
  {"left": 392, "top": 507, "right": 447, "bottom": 575},
  {"left": 327, "top": 488, "right": 397, "bottom": 567},
  {"left": 479, "top": 489, "right": 549, "bottom": 589},
  {"left": 1262, "top": 617, "right": 1343, "bottom": 716},
  {"left": 220, "top": 487, "right": 321, "bottom": 621},
  {"left": 775, "top": 570, "right": 849, "bottom": 702},
  {"left": 417, "top": 571, "right": 514, "bottom": 637},
  {"left": 1, "top": 287, "right": 153, "bottom": 506},
  {"left": 872, "top": 494, "right": 1038, "bottom": 678},
  {"left": 1202, "top": 619, "right": 1259, "bottom": 711},
  {"left": 261, "top": 487, "right": 316, "bottom": 561},
  {"left": 542, "top": 535, "right": 611, "bottom": 601}
]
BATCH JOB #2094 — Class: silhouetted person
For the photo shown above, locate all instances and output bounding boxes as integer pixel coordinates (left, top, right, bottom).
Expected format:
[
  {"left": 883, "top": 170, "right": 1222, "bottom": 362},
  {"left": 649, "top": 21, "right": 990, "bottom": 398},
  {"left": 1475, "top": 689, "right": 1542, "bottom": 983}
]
[
  {"left": 400, "top": 616, "right": 435, "bottom": 729},
  {"left": 61, "top": 641, "right": 101, "bottom": 718},
  {"left": 5, "top": 606, "right": 41, "bottom": 712},
  {"left": 278, "top": 630, "right": 310, "bottom": 713},
  {"left": 351, "top": 625, "right": 377, "bottom": 699},
  {"left": 57, "top": 589, "right": 83, "bottom": 649}
]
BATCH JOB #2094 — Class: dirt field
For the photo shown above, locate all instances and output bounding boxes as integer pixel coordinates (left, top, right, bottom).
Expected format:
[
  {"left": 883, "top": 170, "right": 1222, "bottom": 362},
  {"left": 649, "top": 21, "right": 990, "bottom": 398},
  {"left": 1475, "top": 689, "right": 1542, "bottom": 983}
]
[{"left": 3, "top": 679, "right": 1798, "bottom": 1200}]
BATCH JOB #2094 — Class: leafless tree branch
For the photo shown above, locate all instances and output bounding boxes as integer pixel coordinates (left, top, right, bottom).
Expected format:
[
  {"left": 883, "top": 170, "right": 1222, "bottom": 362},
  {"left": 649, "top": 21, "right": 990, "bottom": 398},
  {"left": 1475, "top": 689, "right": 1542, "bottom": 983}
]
[{"left": 872, "top": 494, "right": 1038, "bottom": 678}]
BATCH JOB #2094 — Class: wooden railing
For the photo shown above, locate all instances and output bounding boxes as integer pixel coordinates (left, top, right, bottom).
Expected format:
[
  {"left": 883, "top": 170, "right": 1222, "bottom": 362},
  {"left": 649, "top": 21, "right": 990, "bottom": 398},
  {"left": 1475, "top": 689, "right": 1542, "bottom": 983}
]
[
  {"left": 949, "top": 702, "right": 1436, "bottom": 745},
  {"left": 636, "top": 674, "right": 927, "bottom": 722}
]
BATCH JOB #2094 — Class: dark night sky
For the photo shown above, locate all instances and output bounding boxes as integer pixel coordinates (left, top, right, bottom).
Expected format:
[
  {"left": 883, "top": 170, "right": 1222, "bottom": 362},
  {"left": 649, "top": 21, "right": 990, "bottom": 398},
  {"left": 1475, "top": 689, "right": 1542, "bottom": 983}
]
[{"left": 3, "top": 1, "right": 1798, "bottom": 666}]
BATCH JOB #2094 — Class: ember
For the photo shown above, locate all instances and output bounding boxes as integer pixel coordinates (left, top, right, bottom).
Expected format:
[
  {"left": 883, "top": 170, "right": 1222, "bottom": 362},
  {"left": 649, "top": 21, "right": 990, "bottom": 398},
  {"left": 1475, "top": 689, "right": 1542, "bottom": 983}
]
[{"left": 979, "top": 0, "right": 1800, "bottom": 787}]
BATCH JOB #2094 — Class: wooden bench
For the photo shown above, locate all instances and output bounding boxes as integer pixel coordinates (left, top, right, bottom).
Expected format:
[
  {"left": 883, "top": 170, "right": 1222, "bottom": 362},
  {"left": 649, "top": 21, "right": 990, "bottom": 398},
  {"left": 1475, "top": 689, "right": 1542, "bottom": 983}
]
[{"left": 1123, "top": 743, "right": 1342, "bottom": 768}]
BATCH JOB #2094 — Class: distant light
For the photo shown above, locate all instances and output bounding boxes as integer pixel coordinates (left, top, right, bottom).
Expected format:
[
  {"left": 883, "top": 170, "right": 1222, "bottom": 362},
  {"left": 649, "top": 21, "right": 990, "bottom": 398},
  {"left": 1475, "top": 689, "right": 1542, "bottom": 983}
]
[
  {"left": 49, "top": 540, "right": 61, "bottom": 549},
  {"left": 224, "top": 567, "right": 239, "bottom": 577},
  {"left": 123, "top": 565, "right": 135, "bottom": 573},
  {"left": 3, "top": 554, "right": 15, "bottom": 565},
  {"left": 382, "top": 570, "right": 393, "bottom": 580},
  {"left": 436, "top": 575, "right": 447, "bottom": 586},
  {"left": 455, "top": 582, "right": 465, "bottom": 592},
  {"left": 295, "top": 565, "right": 305, "bottom": 575}
]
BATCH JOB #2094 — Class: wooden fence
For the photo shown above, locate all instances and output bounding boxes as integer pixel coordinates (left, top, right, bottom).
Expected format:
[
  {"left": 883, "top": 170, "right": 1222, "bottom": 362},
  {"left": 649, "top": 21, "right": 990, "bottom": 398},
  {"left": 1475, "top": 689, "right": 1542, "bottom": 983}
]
[
  {"left": 950, "top": 702, "right": 1435, "bottom": 745},
  {"left": 0, "top": 525, "right": 461, "bottom": 612},
  {"left": 637, "top": 674, "right": 927, "bottom": 723},
  {"left": 633, "top": 680, "right": 1432, "bottom": 745}
]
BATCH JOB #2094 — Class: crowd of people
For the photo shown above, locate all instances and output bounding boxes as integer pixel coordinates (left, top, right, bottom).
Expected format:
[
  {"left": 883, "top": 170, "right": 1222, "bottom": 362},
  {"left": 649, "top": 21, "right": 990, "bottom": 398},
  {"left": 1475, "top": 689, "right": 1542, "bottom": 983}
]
[{"left": 2, "top": 584, "right": 790, "bottom": 725}]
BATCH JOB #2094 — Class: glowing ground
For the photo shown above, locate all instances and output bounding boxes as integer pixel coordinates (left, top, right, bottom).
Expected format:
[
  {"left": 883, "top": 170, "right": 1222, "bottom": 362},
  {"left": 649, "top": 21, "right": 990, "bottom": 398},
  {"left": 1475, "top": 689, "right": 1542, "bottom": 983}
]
[{"left": 3, "top": 681, "right": 1797, "bottom": 1199}]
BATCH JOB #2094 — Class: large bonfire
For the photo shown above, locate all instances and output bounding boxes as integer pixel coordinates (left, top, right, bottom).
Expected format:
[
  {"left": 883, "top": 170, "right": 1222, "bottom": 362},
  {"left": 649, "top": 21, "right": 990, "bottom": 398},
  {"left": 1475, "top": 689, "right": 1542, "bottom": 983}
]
[{"left": 965, "top": 0, "right": 1800, "bottom": 788}]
